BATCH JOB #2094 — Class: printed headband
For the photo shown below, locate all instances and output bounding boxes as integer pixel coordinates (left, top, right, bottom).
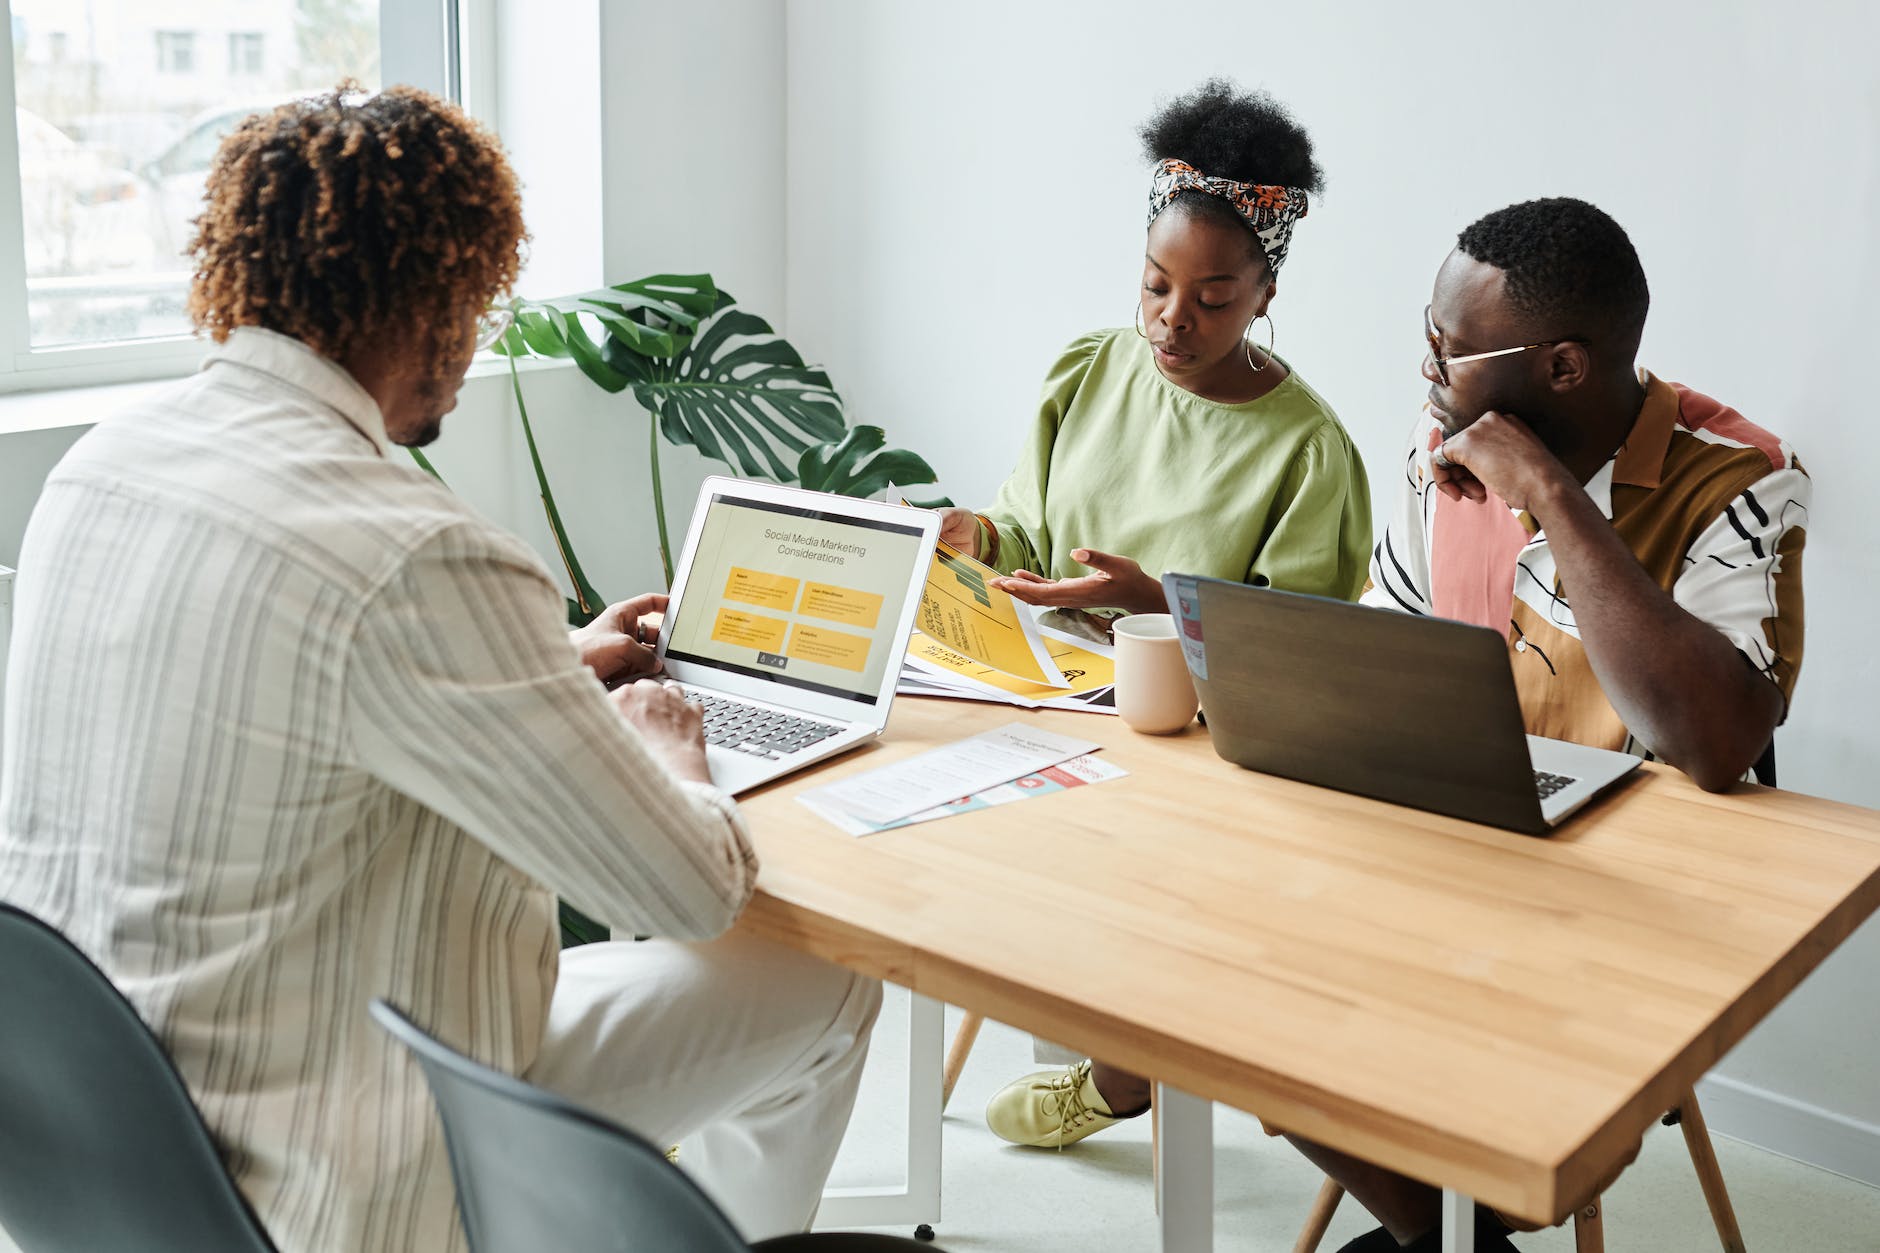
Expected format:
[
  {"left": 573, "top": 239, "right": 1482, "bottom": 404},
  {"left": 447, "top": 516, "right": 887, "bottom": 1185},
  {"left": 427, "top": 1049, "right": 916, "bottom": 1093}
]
[{"left": 1147, "top": 158, "right": 1309, "bottom": 274}]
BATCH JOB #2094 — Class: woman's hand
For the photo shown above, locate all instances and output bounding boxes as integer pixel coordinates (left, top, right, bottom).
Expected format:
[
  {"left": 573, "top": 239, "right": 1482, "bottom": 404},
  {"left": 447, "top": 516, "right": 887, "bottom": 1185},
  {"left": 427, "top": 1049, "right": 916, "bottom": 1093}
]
[
  {"left": 991, "top": 549, "right": 1164, "bottom": 614},
  {"left": 935, "top": 507, "right": 983, "bottom": 559},
  {"left": 571, "top": 593, "right": 666, "bottom": 687}
]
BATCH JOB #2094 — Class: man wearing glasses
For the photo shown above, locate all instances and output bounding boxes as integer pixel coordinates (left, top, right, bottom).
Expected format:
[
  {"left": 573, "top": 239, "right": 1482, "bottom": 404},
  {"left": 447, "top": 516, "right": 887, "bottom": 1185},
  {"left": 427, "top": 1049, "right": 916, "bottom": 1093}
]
[
  {"left": 0, "top": 88, "right": 879, "bottom": 1253},
  {"left": 1304, "top": 197, "right": 1810, "bottom": 1250}
]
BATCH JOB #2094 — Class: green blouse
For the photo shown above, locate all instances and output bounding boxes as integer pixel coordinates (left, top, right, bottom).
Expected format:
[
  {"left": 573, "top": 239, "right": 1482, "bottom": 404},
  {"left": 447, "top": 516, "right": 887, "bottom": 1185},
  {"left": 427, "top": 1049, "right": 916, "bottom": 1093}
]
[{"left": 982, "top": 328, "right": 1373, "bottom": 602}]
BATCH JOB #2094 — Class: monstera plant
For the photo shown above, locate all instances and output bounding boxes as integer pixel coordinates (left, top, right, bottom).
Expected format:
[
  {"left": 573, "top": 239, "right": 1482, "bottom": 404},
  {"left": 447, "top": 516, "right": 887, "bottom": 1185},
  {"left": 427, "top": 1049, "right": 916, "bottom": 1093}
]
[
  {"left": 462, "top": 273, "right": 941, "bottom": 626},
  {"left": 413, "top": 274, "right": 944, "bottom": 946}
]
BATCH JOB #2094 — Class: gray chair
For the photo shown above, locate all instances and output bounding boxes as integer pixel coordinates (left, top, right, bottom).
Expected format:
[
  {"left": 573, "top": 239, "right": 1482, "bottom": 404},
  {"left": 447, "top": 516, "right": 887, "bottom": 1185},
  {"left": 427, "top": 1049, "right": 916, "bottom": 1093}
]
[
  {"left": 371, "top": 999, "right": 944, "bottom": 1252},
  {"left": 0, "top": 903, "right": 278, "bottom": 1253}
]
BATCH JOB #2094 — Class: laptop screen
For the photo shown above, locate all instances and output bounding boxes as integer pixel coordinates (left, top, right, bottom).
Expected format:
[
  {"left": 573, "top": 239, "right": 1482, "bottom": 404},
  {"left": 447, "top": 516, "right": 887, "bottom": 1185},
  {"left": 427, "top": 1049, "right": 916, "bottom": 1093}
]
[{"left": 661, "top": 492, "right": 930, "bottom": 705}]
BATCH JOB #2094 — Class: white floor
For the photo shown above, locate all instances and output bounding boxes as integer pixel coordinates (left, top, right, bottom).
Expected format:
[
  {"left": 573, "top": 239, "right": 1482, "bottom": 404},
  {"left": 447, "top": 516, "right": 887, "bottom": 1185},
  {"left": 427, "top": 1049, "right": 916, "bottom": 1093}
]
[{"left": 825, "top": 989, "right": 1880, "bottom": 1252}]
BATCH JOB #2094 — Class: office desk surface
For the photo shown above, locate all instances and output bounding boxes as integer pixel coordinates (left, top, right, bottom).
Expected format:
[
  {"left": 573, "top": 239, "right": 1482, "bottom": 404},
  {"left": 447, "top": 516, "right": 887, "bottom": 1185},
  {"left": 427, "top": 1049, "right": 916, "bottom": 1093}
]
[{"left": 733, "top": 698, "right": 1880, "bottom": 1226}]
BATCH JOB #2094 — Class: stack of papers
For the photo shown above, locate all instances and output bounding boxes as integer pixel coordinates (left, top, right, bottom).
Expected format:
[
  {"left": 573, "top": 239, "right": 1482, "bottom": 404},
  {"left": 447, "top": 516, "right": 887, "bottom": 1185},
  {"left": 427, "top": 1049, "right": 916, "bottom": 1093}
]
[
  {"left": 897, "top": 542, "right": 1117, "bottom": 713},
  {"left": 800, "top": 722, "right": 1119, "bottom": 836},
  {"left": 810, "top": 754, "right": 1128, "bottom": 837}
]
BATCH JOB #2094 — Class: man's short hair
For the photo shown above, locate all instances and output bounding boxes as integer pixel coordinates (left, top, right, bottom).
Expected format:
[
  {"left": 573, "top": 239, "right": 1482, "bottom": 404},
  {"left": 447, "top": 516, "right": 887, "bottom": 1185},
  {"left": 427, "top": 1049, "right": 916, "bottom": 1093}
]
[
  {"left": 188, "top": 84, "right": 525, "bottom": 377},
  {"left": 1456, "top": 198, "right": 1649, "bottom": 347}
]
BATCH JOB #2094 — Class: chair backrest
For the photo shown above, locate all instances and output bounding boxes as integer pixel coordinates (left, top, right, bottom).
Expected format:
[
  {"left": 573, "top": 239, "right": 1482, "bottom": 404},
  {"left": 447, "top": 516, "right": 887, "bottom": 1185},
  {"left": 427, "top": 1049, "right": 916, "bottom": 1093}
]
[
  {"left": 0, "top": 904, "right": 277, "bottom": 1253},
  {"left": 370, "top": 999, "right": 751, "bottom": 1253}
]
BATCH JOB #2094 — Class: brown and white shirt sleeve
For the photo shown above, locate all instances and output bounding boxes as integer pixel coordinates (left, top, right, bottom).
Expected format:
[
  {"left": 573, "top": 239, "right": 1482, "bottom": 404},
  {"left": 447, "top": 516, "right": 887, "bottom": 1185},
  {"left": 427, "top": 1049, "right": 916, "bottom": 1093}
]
[{"left": 1362, "top": 372, "right": 1809, "bottom": 757}]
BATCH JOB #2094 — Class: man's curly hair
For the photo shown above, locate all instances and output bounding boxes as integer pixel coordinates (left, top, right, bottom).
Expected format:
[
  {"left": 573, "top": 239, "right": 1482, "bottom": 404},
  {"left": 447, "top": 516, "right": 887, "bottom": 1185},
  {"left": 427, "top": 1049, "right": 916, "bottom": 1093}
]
[
  {"left": 188, "top": 84, "right": 526, "bottom": 384},
  {"left": 1457, "top": 198, "right": 1649, "bottom": 348},
  {"left": 1139, "top": 78, "right": 1322, "bottom": 266}
]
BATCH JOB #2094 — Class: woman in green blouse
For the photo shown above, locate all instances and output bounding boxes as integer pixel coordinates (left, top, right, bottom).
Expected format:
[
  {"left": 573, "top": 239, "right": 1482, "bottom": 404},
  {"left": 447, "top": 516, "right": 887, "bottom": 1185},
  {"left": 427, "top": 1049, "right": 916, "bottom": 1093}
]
[
  {"left": 938, "top": 80, "right": 1370, "bottom": 636},
  {"left": 940, "top": 81, "right": 1373, "bottom": 1148}
]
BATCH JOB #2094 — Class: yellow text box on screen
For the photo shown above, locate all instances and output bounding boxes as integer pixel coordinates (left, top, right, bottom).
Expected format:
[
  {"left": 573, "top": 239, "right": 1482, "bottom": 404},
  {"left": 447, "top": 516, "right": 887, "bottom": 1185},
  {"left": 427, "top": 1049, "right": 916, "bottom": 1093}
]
[
  {"left": 711, "top": 608, "right": 789, "bottom": 653},
  {"left": 801, "top": 581, "right": 884, "bottom": 629},
  {"left": 786, "top": 623, "right": 873, "bottom": 673},
  {"left": 724, "top": 567, "right": 801, "bottom": 611}
]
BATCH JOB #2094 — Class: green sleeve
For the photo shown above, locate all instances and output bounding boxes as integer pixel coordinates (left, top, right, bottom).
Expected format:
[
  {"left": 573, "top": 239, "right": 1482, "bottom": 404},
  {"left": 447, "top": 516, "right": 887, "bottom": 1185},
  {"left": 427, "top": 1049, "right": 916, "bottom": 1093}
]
[
  {"left": 1249, "top": 419, "right": 1374, "bottom": 601},
  {"left": 981, "top": 331, "right": 1108, "bottom": 575}
]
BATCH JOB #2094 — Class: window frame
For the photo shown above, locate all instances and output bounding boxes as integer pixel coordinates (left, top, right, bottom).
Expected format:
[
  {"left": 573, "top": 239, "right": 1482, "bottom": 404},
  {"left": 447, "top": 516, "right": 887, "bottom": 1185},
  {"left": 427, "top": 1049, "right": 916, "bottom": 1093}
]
[{"left": 0, "top": 0, "right": 470, "bottom": 396}]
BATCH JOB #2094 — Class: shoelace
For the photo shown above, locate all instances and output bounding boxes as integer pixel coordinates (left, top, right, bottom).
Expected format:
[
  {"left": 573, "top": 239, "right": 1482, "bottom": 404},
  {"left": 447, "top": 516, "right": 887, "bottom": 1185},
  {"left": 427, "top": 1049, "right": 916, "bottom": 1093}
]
[{"left": 1040, "top": 1061, "right": 1104, "bottom": 1150}]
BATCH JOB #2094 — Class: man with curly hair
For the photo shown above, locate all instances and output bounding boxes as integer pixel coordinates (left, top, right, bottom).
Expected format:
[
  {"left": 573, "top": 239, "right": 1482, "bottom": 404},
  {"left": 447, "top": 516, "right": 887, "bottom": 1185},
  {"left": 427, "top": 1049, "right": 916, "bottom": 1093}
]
[
  {"left": 0, "top": 86, "right": 879, "bottom": 1253},
  {"left": 1299, "top": 197, "right": 1809, "bottom": 1251}
]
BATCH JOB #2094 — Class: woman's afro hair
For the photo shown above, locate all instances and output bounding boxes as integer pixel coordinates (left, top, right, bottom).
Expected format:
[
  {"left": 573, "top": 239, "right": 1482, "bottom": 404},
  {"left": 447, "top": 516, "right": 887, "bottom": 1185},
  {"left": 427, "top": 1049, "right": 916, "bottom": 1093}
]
[{"left": 1139, "top": 78, "right": 1323, "bottom": 194}]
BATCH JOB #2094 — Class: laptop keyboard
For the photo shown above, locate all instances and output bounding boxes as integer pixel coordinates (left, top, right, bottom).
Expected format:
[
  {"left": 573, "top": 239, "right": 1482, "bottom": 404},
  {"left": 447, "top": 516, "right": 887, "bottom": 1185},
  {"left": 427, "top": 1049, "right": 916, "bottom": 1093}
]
[
  {"left": 689, "top": 692, "right": 845, "bottom": 760},
  {"left": 1534, "top": 770, "right": 1578, "bottom": 801}
]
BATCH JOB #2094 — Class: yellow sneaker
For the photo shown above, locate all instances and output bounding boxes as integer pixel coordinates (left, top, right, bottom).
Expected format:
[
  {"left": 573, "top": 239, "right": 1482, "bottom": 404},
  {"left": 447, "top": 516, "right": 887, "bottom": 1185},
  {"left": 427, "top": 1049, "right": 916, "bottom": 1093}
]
[{"left": 984, "top": 1059, "right": 1123, "bottom": 1148}]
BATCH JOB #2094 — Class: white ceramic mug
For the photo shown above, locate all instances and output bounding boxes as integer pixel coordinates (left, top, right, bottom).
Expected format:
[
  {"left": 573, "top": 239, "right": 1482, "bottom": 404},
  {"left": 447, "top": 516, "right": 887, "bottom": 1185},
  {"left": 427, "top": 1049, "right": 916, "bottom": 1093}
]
[{"left": 1111, "top": 613, "right": 1198, "bottom": 734}]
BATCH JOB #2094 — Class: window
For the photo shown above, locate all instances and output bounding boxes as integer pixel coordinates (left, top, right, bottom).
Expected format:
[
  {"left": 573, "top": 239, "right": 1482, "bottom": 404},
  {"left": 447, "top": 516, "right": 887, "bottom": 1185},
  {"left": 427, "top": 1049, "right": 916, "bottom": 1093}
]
[
  {"left": 155, "top": 31, "right": 195, "bottom": 75},
  {"left": 1, "top": 0, "right": 463, "bottom": 388},
  {"left": 228, "top": 32, "right": 265, "bottom": 77}
]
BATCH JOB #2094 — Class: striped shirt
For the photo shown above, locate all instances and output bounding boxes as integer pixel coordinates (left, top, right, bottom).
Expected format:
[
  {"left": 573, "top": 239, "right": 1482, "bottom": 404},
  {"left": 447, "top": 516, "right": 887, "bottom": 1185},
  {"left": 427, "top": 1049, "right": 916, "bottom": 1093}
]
[
  {"left": 0, "top": 328, "right": 758, "bottom": 1253},
  {"left": 1362, "top": 372, "right": 1809, "bottom": 755}
]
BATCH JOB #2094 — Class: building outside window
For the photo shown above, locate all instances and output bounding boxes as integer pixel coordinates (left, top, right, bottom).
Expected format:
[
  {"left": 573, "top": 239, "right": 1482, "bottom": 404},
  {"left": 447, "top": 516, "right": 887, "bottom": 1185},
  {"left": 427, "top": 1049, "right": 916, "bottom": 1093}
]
[
  {"left": 228, "top": 31, "right": 264, "bottom": 76},
  {"left": 155, "top": 30, "right": 195, "bottom": 75},
  {"left": 5, "top": 0, "right": 405, "bottom": 357}
]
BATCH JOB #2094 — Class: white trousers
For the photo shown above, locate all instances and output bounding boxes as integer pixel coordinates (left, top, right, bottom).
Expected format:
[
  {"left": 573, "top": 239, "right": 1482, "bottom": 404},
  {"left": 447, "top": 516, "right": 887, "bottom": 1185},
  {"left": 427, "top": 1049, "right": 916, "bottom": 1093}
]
[{"left": 525, "top": 929, "right": 882, "bottom": 1241}]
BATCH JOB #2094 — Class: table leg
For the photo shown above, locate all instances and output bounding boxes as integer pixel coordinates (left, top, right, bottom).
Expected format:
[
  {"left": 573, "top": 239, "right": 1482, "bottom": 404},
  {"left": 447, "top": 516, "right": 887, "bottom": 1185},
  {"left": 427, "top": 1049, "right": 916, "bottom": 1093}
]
[
  {"left": 816, "top": 990, "right": 943, "bottom": 1229},
  {"left": 1153, "top": 1083, "right": 1213, "bottom": 1252},
  {"left": 1441, "top": 1189, "right": 1475, "bottom": 1253}
]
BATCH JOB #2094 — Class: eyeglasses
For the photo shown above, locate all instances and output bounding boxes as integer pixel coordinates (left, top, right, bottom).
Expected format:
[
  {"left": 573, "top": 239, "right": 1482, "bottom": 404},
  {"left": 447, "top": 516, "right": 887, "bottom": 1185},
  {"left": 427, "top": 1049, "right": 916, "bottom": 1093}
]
[
  {"left": 1423, "top": 305, "right": 1576, "bottom": 387},
  {"left": 474, "top": 306, "right": 516, "bottom": 353}
]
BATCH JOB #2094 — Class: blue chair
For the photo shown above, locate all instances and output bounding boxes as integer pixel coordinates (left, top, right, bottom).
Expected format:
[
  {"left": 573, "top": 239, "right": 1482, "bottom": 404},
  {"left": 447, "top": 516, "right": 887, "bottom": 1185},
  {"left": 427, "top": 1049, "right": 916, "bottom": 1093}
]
[
  {"left": 0, "top": 903, "right": 278, "bottom": 1253},
  {"left": 371, "top": 999, "right": 944, "bottom": 1253}
]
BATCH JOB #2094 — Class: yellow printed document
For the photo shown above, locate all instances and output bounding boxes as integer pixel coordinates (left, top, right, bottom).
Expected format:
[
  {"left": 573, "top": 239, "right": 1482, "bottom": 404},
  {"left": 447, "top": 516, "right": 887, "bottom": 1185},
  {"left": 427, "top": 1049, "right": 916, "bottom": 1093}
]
[
  {"left": 904, "top": 627, "right": 1114, "bottom": 704},
  {"left": 916, "top": 542, "right": 1067, "bottom": 687}
]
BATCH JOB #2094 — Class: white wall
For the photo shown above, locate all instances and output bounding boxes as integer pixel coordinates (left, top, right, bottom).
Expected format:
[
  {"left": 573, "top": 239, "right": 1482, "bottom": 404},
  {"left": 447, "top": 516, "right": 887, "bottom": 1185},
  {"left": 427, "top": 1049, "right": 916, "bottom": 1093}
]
[
  {"left": 493, "top": 0, "right": 605, "bottom": 298},
  {"left": 601, "top": 0, "right": 786, "bottom": 316},
  {"left": 784, "top": 0, "right": 1880, "bottom": 1180}
]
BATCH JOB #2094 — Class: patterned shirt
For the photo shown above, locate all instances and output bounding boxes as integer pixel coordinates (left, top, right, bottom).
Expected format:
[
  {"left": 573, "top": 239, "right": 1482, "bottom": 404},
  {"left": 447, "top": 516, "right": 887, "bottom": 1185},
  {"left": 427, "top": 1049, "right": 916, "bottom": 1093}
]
[
  {"left": 0, "top": 328, "right": 758, "bottom": 1253},
  {"left": 1362, "top": 372, "right": 1809, "bottom": 756}
]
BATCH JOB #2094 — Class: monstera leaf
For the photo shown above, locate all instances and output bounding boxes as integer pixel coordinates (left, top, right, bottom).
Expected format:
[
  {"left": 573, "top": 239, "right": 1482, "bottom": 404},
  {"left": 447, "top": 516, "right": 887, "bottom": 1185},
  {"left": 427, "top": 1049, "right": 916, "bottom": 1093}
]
[
  {"left": 638, "top": 311, "right": 846, "bottom": 482},
  {"left": 498, "top": 276, "right": 845, "bottom": 483},
  {"left": 797, "top": 426, "right": 942, "bottom": 500},
  {"left": 494, "top": 272, "right": 947, "bottom": 585}
]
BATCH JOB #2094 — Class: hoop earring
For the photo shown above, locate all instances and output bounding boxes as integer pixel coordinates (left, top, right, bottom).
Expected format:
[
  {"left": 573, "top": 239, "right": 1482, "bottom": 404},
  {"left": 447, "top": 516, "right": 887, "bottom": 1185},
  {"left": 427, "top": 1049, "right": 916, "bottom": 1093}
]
[
  {"left": 1244, "top": 312, "right": 1275, "bottom": 373},
  {"left": 1134, "top": 301, "right": 1148, "bottom": 339}
]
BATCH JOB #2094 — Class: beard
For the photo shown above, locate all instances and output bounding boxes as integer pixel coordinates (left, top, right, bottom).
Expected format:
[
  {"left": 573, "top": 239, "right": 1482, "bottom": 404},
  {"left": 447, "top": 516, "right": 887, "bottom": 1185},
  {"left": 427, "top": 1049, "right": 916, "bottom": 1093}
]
[
  {"left": 391, "top": 371, "right": 460, "bottom": 447},
  {"left": 395, "top": 418, "right": 444, "bottom": 448}
]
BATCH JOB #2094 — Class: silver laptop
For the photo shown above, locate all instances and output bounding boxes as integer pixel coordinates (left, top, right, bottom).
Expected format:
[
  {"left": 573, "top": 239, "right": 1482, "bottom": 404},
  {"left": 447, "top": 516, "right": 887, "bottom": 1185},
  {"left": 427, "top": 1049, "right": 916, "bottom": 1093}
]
[
  {"left": 1163, "top": 574, "right": 1640, "bottom": 835},
  {"left": 655, "top": 476, "right": 939, "bottom": 795}
]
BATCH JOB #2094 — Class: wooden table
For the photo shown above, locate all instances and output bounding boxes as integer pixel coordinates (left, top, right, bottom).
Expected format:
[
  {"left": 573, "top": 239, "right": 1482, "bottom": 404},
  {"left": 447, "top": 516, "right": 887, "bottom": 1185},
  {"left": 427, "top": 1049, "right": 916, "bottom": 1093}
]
[{"left": 736, "top": 698, "right": 1880, "bottom": 1251}]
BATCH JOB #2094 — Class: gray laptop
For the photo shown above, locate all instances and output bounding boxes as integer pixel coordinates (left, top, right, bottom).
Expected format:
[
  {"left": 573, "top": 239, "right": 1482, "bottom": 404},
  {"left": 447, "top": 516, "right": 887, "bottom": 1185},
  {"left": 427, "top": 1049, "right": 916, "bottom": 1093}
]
[
  {"left": 655, "top": 476, "right": 938, "bottom": 795},
  {"left": 1163, "top": 574, "right": 1640, "bottom": 835}
]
